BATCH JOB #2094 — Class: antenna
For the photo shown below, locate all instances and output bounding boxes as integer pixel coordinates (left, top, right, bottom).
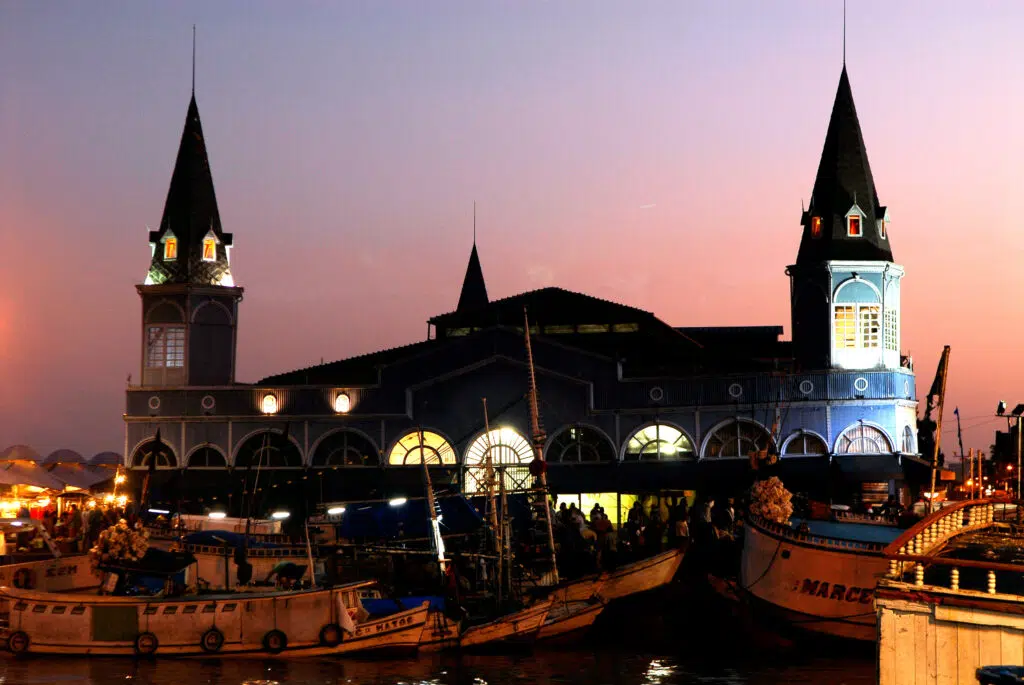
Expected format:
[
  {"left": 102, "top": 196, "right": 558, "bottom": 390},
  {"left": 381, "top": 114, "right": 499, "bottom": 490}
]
[
  {"left": 473, "top": 201, "right": 477, "bottom": 244},
  {"left": 192, "top": 24, "right": 196, "bottom": 94},
  {"left": 842, "top": 0, "right": 846, "bottom": 65}
]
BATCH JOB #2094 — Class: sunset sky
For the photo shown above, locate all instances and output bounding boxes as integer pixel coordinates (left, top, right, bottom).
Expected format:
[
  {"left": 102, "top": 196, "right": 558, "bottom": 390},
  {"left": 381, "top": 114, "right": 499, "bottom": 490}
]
[{"left": 1, "top": 1, "right": 1021, "bottom": 459}]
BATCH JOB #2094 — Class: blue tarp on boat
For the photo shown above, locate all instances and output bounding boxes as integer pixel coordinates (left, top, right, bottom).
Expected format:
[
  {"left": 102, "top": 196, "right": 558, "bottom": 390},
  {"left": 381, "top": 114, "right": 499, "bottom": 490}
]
[
  {"left": 799, "top": 520, "right": 903, "bottom": 544},
  {"left": 337, "top": 495, "right": 483, "bottom": 541},
  {"left": 361, "top": 596, "right": 446, "bottom": 616}
]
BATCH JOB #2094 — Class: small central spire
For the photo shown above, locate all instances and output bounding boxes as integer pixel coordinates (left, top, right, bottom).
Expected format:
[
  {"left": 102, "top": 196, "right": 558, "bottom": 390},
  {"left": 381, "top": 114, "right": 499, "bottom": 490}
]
[
  {"left": 473, "top": 201, "right": 476, "bottom": 245},
  {"left": 843, "top": 0, "right": 846, "bottom": 65},
  {"left": 192, "top": 25, "right": 196, "bottom": 95}
]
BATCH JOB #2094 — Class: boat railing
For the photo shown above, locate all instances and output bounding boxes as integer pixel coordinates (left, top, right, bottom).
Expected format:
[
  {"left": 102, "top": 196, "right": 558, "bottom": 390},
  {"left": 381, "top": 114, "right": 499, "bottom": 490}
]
[
  {"left": 748, "top": 514, "right": 887, "bottom": 552},
  {"left": 182, "top": 543, "right": 316, "bottom": 558},
  {"left": 882, "top": 498, "right": 1023, "bottom": 597}
]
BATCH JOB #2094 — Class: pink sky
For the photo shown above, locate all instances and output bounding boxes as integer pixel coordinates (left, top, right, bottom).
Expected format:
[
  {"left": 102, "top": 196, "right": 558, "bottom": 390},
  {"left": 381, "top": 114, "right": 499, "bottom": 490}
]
[{"left": 1, "top": 1, "right": 1021, "bottom": 458}]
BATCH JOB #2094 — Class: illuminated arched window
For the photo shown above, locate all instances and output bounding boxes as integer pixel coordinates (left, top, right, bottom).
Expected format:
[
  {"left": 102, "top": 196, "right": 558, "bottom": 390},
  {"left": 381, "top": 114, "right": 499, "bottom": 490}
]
[
  {"left": 312, "top": 430, "right": 379, "bottom": 467},
  {"left": 547, "top": 425, "right": 616, "bottom": 463},
  {"left": 463, "top": 428, "right": 533, "bottom": 495},
  {"left": 624, "top": 424, "right": 694, "bottom": 461},
  {"left": 835, "top": 423, "right": 892, "bottom": 454},
  {"left": 389, "top": 431, "right": 456, "bottom": 465},
  {"left": 704, "top": 419, "right": 773, "bottom": 459},
  {"left": 781, "top": 431, "right": 828, "bottom": 458}
]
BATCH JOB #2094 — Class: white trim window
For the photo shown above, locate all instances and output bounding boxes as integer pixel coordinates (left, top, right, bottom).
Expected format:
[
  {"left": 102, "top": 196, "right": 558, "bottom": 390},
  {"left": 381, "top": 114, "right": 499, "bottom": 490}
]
[
  {"left": 146, "top": 325, "right": 185, "bottom": 368},
  {"left": 834, "top": 305, "right": 857, "bottom": 349},
  {"left": 859, "top": 306, "right": 880, "bottom": 348}
]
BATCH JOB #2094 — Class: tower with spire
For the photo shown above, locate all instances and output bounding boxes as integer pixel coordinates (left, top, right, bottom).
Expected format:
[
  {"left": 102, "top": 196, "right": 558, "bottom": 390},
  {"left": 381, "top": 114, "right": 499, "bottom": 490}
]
[
  {"left": 136, "top": 89, "right": 243, "bottom": 387},
  {"left": 788, "top": 66, "right": 902, "bottom": 372}
]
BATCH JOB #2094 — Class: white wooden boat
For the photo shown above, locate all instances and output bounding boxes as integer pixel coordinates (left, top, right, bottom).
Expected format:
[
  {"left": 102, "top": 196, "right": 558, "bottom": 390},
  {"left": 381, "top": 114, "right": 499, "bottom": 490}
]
[
  {"left": 0, "top": 580, "right": 428, "bottom": 657},
  {"left": 535, "top": 599, "right": 604, "bottom": 642},
  {"left": 740, "top": 514, "right": 902, "bottom": 641},
  {"left": 0, "top": 520, "right": 99, "bottom": 594},
  {"left": 458, "top": 598, "right": 553, "bottom": 649},
  {"left": 553, "top": 548, "right": 685, "bottom": 604},
  {"left": 876, "top": 499, "right": 1024, "bottom": 685}
]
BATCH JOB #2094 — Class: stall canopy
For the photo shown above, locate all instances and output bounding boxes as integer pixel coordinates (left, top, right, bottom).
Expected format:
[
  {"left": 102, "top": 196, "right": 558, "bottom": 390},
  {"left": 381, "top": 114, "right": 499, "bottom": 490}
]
[
  {"left": 46, "top": 464, "right": 114, "bottom": 490},
  {"left": 0, "top": 463, "right": 68, "bottom": 490},
  {"left": 335, "top": 495, "right": 483, "bottom": 541}
]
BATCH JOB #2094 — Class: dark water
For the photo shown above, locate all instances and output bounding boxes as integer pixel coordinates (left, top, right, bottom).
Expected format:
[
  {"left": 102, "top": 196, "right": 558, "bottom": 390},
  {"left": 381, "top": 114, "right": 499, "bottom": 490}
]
[{"left": 0, "top": 649, "right": 874, "bottom": 685}]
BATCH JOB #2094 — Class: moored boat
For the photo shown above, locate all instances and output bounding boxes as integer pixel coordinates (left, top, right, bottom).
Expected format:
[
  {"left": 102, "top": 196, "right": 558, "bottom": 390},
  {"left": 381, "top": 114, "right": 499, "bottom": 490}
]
[
  {"left": 738, "top": 513, "right": 902, "bottom": 641},
  {"left": 458, "top": 598, "right": 553, "bottom": 649},
  {"left": 876, "top": 499, "right": 1022, "bottom": 685},
  {"left": 0, "top": 579, "right": 428, "bottom": 658},
  {"left": 552, "top": 547, "right": 685, "bottom": 604},
  {"left": 535, "top": 598, "right": 604, "bottom": 642}
]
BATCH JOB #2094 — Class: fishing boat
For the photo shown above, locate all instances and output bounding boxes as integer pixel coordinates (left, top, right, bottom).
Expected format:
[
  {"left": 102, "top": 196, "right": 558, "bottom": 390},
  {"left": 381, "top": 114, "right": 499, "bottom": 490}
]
[
  {"left": 738, "top": 512, "right": 901, "bottom": 641},
  {"left": 875, "top": 498, "right": 1024, "bottom": 685},
  {"left": 458, "top": 598, "right": 553, "bottom": 649},
  {"left": 548, "top": 547, "right": 686, "bottom": 604},
  {"left": 535, "top": 597, "right": 605, "bottom": 642},
  {"left": 0, "top": 519, "right": 99, "bottom": 593}
]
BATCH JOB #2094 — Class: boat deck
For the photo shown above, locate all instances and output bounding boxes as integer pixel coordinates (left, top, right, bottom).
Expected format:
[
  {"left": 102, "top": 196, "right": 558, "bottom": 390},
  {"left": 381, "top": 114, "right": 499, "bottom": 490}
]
[{"left": 800, "top": 520, "right": 903, "bottom": 545}]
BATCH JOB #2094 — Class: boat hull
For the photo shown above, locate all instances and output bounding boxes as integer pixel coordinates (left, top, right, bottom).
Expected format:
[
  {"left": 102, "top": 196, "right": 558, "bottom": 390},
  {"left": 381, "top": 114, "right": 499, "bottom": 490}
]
[
  {"left": 536, "top": 601, "right": 604, "bottom": 642},
  {"left": 458, "top": 600, "right": 552, "bottom": 649},
  {"left": 554, "top": 548, "right": 685, "bottom": 605},
  {"left": 418, "top": 611, "right": 459, "bottom": 651},
  {"left": 740, "top": 518, "right": 887, "bottom": 642},
  {"left": 0, "top": 582, "right": 427, "bottom": 658}
]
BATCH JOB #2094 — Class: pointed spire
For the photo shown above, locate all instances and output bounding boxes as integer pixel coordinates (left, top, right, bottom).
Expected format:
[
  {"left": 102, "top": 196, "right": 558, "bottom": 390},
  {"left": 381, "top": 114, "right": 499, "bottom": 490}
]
[
  {"left": 144, "top": 92, "right": 235, "bottom": 287},
  {"left": 796, "top": 66, "right": 893, "bottom": 265},
  {"left": 457, "top": 243, "right": 488, "bottom": 313}
]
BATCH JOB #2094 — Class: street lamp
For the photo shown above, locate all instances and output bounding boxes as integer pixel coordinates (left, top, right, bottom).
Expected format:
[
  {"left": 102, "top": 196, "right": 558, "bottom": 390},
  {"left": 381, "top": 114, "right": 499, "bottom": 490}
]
[{"left": 998, "top": 403, "right": 1024, "bottom": 500}]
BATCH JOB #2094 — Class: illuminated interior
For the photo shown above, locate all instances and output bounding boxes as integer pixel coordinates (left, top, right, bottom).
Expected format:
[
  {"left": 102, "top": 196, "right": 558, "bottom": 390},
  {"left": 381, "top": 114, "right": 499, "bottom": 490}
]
[
  {"left": 163, "top": 237, "right": 177, "bottom": 260},
  {"left": 388, "top": 430, "right": 456, "bottom": 465},
  {"left": 334, "top": 393, "right": 351, "bottom": 413},
  {"left": 261, "top": 393, "right": 279, "bottom": 414},
  {"left": 202, "top": 237, "right": 216, "bottom": 261},
  {"left": 624, "top": 424, "right": 694, "bottom": 460},
  {"left": 464, "top": 428, "right": 533, "bottom": 495}
]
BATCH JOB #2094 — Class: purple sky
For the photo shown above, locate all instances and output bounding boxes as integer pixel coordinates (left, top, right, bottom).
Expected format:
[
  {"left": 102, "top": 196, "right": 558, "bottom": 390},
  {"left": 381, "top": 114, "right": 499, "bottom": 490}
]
[{"left": 1, "top": 1, "right": 1022, "bottom": 460}]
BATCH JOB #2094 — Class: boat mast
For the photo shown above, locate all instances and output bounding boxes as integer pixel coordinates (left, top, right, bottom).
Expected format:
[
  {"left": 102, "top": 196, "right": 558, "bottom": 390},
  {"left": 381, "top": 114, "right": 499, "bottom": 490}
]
[
  {"left": 481, "top": 398, "right": 502, "bottom": 601},
  {"left": 927, "top": 346, "right": 952, "bottom": 513},
  {"left": 524, "top": 308, "right": 559, "bottom": 585},
  {"left": 418, "top": 427, "right": 447, "bottom": 575}
]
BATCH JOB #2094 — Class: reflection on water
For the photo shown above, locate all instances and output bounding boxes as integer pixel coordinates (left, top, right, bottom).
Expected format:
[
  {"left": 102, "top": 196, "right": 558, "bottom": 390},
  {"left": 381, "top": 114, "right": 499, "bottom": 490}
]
[{"left": 0, "top": 649, "right": 874, "bottom": 685}]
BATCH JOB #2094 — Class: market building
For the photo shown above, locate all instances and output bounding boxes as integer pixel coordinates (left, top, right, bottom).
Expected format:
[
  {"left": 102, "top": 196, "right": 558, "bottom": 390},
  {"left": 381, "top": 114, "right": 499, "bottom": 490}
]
[{"left": 124, "top": 67, "right": 924, "bottom": 519}]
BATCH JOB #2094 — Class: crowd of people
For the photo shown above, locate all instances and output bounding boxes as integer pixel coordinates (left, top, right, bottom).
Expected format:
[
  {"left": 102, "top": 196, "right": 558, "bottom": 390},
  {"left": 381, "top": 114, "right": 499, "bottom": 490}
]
[
  {"left": 2, "top": 501, "right": 134, "bottom": 555},
  {"left": 548, "top": 494, "right": 744, "bottom": 579}
]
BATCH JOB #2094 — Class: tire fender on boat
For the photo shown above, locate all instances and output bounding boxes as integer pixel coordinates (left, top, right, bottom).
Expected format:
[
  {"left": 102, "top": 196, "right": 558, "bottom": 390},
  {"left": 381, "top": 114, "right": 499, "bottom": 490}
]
[
  {"left": 12, "top": 569, "right": 34, "bottom": 590},
  {"left": 262, "top": 629, "right": 287, "bottom": 654},
  {"left": 7, "top": 631, "right": 29, "bottom": 654},
  {"left": 134, "top": 631, "right": 159, "bottom": 656},
  {"left": 200, "top": 627, "right": 224, "bottom": 653},
  {"left": 319, "top": 623, "right": 343, "bottom": 647}
]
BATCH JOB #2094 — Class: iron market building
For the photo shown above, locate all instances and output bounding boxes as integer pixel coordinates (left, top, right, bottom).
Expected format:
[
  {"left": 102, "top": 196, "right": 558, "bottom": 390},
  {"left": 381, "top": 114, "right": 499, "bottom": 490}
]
[{"left": 125, "top": 67, "right": 926, "bottom": 523}]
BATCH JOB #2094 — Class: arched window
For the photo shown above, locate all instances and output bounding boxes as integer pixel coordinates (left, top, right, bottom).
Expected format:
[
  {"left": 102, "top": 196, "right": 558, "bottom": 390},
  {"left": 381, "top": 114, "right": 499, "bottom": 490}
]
[
  {"left": 234, "top": 431, "right": 302, "bottom": 468},
  {"left": 623, "top": 424, "right": 695, "bottom": 461},
  {"left": 312, "top": 430, "right": 379, "bottom": 467},
  {"left": 464, "top": 428, "right": 534, "bottom": 495},
  {"left": 902, "top": 426, "right": 916, "bottom": 454},
  {"left": 781, "top": 431, "right": 829, "bottom": 457},
  {"left": 187, "top": 446, "right": 227, "bottom": 469},
  {"left": 703, "top": 420, "right": 773, "bottom": 459},
  {"left": 388, "top": 431, "right": 456, "bottom": 465},
  {"left": 835, "top": 423, "right": 892, "bottom": 454},
  {"left": 130, "top": 439, "right": 177, "bottom": 469},
  {"left": 547, "top": 425, "right": 616, "bottom": 463},
  {"left": 833, "top": 280, "right": 882, "bottom": 350}
]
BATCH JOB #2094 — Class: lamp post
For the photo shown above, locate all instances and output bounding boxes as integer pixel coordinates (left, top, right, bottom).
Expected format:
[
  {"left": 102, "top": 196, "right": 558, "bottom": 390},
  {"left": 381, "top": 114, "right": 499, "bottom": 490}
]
[{"left": 995, "top": 401, "right": 1023, "bottom": 500}]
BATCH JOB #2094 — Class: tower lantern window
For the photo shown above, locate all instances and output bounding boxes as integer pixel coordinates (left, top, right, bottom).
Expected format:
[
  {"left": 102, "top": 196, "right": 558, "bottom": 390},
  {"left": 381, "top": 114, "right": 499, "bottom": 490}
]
[
  {"left": 164, "top": 237, "right": 178, "bottom": 261},
  {"left": 810, "top": 216, "right": 822, "bottom": 238},
  {"left": 847, "top": 215, "right": 862, "bottom": 237},
  {"left": 202, "top": 238, "right": 216, "bottom": 261}
]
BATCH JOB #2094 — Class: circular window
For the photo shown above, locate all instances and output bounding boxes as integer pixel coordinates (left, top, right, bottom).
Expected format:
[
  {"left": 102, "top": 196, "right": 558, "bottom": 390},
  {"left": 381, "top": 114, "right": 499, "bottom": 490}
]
[
  {"left": 798, "top": 380, "right": 814, "bottom": 395},
  {"left": 728, "top": 383, "right": 743, "bottom": 399},
  {"left": 201, "top": 395, "right": 216, "bottom": 411},
  {"left": 148, "top": 396, "right": 161, "bottom": 411},
  {"left": 261, "top": 393, "right": 279, "bottom": 415},
  {"left": 334, "top": 393, "right": 351, "bottom": 414},
  {"left": 854, "top": 377, "right": 869, "bottom": 393},
  {"left": 649, "top": 387, "right": 664, "bottom": 402}
]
